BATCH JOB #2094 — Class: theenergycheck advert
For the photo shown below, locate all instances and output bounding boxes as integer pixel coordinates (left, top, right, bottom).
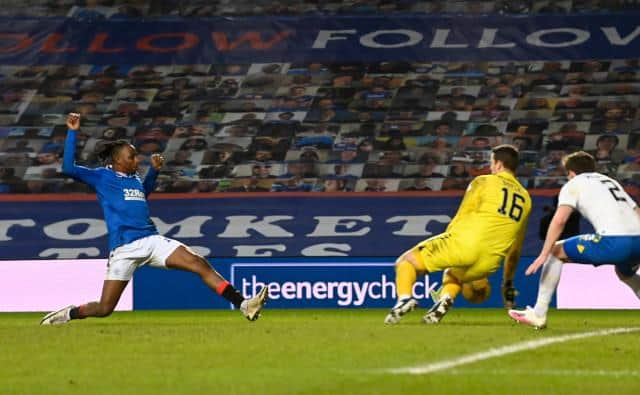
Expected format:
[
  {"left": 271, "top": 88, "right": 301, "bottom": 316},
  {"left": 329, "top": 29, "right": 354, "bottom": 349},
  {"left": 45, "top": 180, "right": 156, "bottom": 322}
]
[{"left": 232, "top": 262, "right": 436, "bottom": 308}]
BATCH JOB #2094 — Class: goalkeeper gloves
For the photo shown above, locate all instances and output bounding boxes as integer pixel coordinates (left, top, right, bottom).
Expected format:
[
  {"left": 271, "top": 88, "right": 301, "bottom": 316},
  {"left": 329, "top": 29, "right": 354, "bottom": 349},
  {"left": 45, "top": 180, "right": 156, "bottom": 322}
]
[{"left": 502, "top": 280, "right": 518, "bottom": 309}]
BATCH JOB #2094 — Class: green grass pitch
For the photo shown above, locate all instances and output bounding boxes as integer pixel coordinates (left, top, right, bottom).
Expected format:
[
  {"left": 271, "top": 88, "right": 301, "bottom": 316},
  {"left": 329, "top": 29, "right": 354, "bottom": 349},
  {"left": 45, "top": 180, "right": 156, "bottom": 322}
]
[{"left": 2, "top": 309, "right": 640, "bottom": 395}]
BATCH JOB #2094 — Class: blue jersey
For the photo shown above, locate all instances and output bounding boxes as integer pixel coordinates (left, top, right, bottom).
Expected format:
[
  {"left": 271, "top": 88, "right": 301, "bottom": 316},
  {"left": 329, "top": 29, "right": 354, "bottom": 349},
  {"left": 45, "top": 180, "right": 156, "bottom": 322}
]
[{"left": 63, "top": 129, "right": 159, "bottom": 251}]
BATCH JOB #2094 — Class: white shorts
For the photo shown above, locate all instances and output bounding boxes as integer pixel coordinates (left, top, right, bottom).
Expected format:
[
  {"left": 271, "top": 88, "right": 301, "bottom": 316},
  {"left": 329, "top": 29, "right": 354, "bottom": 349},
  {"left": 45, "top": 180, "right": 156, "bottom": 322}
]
[{"left": 106, "top": 235, "right": 184, "bottom": 281}]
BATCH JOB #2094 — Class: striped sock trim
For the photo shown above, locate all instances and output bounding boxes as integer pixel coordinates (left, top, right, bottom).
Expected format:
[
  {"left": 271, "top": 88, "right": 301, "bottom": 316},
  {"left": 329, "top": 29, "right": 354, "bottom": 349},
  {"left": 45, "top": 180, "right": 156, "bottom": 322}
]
[{"left": 216, "top": 281, "right": 230, "bottom": 295}]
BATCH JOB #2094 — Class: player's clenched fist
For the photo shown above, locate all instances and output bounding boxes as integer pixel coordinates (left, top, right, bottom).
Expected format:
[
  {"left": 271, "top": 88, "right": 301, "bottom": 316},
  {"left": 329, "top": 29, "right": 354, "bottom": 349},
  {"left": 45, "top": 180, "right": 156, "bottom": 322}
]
[
  {"left": 150, "top": 153, "right": 165, "bottom": 170},
  {"left": 67, "top": 112, "right": 80, "bottom": 130}
]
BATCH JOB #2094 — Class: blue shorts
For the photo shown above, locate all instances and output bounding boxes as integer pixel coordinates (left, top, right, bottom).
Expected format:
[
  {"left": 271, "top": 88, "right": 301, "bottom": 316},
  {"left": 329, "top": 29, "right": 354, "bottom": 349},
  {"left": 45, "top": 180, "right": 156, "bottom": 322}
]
[{"left": 563, "top": 234, "right": 640, "bottom": 277}]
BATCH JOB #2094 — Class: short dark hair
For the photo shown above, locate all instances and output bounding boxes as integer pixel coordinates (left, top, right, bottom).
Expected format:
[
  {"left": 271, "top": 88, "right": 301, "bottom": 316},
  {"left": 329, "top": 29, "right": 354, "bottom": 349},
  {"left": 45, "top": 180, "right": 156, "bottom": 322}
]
[
  {"left": 562, "top": 151, "right": 596, "bottom": 175},
  {"left": 97, "top": 139, "right": 131, "bottom": 164},
  {"left": 491, "top": 144, "right": 519, "bottom": 172}
]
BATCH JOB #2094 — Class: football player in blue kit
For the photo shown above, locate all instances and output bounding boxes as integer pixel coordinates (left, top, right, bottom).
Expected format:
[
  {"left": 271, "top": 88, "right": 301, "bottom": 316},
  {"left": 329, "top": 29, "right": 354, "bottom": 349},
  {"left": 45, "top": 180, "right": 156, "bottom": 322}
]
[{"left": 41, "top": 113, "right": 267, "bottom": 325}]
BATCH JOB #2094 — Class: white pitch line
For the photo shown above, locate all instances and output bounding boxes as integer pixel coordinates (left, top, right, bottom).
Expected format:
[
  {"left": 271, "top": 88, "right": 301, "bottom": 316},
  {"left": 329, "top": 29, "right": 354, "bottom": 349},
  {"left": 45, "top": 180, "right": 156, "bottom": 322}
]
[
  {"left": 385, "top": 327, "right": 640, "bottom": 375},
  {"left": 445, "top": 368, "right": 640, "bottom": 378}
]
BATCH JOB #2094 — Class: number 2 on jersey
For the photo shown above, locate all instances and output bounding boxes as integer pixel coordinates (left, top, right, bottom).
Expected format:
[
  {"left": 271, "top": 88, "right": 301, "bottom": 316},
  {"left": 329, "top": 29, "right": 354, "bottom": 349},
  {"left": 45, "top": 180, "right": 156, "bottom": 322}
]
[
  {"left": 498, "top": 187, "right": 525, "bottom": 222},
  {"left": 600, "top": 179, "right": 627, "bottom": 202}
]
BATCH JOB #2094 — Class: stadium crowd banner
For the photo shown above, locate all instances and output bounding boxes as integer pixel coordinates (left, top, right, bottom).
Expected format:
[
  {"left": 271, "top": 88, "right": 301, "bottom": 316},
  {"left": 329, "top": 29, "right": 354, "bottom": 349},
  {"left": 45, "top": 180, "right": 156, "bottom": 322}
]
[
  {"left": 1, "top": 14, "right": 640, "bottom": 64},
  {"left": 0, "top": 194, "right": 556, "bottom": 260}
]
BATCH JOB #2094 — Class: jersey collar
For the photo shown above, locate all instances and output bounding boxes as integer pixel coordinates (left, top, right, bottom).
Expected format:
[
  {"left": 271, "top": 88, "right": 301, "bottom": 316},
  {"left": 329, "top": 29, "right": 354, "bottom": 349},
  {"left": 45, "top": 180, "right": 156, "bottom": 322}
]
[
  {"left": 107, "top": 165, "right": 136, "bottom": 178},
  {"left": 497, "top": 170, "right": 517, "bottom": 180}
]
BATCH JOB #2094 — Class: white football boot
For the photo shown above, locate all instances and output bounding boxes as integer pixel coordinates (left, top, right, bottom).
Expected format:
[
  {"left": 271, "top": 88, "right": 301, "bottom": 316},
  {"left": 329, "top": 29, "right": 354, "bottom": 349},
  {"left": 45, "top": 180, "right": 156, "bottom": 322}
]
[
  {"left": 422, "top": 295, "right": 453, "bottom": 324},
  {"left": 240, "top": 287, "right": 268, "bottom": 321},
  {"left": 384, "top": 298, "right": 418, "bottom": 324},
  {"left": 508, "top": 306, "right": 547, "bottom": 329},
  {"left": 40, "top": 305, "right": 75, "bottom": 325}
]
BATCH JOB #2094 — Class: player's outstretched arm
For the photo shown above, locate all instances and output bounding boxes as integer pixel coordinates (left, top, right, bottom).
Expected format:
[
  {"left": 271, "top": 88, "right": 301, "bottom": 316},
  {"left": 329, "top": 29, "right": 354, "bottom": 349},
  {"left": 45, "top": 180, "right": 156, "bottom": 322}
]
[
  {"left": 526, "top": 205, "right": 572, "bottom": 275},
  {"left": 62, "top": 112, "right": 102, "bottom": 185},
  {"left": 61, "top": 112, "right": 85, "bottom": 176},
  {"left": 62, "top": 113, "right": 80, "bottom": 175},
  {"left": 143, "top": 153, "right": 164, "bottom": 196}
]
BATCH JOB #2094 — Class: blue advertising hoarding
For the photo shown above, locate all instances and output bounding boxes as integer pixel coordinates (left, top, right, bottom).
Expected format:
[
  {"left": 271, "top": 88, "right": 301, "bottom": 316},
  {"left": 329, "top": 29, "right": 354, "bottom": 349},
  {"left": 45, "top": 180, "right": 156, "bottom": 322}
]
[
  {"left": 0, "top": 194, "right": 554, "bottom": 260},
  {"left": 1, "top": 193, "right": 551, "bottom": 310},
  {"left": 1, "top": 14, "right": 639, "bottom": 64},
  {"left": 5, "top": 254, "right": 634, "bottom": 311},
  {"left": 133, "top": 256, "right": 540, "bottom": 310}
]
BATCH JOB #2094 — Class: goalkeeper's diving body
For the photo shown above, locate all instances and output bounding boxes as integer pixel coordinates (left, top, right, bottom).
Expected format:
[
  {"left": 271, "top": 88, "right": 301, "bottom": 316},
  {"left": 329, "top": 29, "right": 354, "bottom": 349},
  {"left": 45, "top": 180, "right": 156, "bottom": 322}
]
[
  {"left": 41, "top": 113, "right": 268, "bottom": 325},
  {"left": 385, "top": 144, "right": 531, "bottom": 324}
]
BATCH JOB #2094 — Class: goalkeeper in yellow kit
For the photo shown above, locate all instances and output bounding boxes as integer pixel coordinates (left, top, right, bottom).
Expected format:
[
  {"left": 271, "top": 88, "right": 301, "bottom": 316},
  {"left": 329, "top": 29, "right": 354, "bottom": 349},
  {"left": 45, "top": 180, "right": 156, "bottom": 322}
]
[{"left": 385, "top": 144, "right": 531, "bottom": 324}]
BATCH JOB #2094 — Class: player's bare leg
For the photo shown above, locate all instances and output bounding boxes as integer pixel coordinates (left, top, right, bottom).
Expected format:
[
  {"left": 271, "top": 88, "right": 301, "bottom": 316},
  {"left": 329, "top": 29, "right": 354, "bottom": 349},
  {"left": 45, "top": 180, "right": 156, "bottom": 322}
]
[
  {"left": 166, "top": 246, "right": 267, "bottom": 321},
  {"left": 78, "top": 280, "right": 129, "bottom": 317},
  {"left": 41, "top": 280, "right": 128, "bottom": 325},
  {"left": 166, "top": 246, "right": 228, "bottom": 289}
]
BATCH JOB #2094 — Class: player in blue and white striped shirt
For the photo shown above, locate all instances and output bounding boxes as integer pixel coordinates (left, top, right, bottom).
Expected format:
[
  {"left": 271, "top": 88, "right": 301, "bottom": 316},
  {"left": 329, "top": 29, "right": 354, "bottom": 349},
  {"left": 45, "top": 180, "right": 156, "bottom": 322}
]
[{"left": 41, "top": 113, "right": 267, "bottom": 325}]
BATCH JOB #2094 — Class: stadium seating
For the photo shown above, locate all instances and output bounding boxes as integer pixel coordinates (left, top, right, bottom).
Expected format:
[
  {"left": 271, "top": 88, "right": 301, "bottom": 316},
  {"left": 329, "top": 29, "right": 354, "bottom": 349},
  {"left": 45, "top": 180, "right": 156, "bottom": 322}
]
[{"left": 1, "top": 1, "right": 640, "bottom": 193}]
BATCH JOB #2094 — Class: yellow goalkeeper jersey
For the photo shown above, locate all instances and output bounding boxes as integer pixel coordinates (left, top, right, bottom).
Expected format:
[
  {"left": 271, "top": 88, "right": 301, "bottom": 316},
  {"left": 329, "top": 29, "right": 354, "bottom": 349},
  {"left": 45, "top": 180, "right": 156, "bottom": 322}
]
[{"left": 446, "top": 171, "right": 531, "bottom": 259}]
